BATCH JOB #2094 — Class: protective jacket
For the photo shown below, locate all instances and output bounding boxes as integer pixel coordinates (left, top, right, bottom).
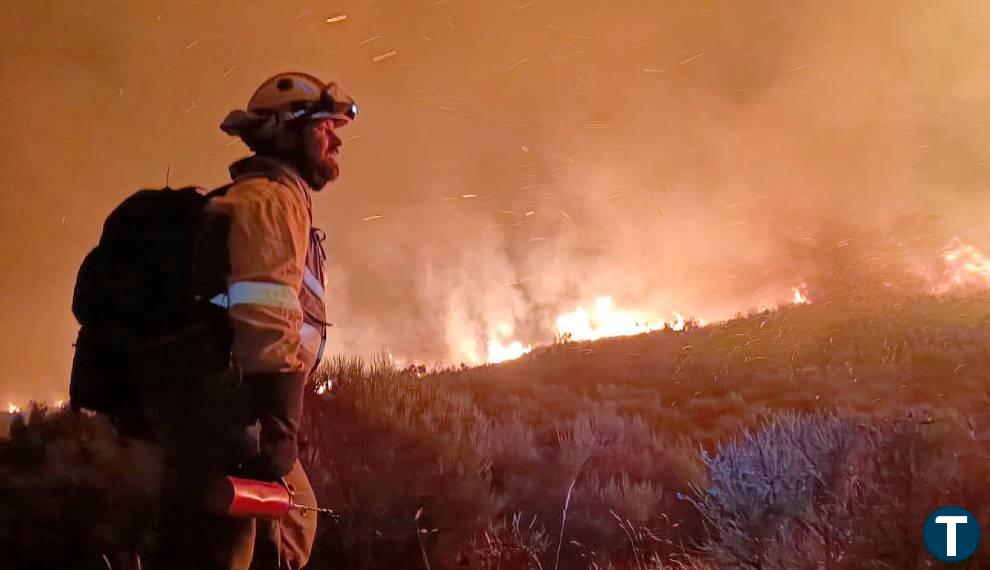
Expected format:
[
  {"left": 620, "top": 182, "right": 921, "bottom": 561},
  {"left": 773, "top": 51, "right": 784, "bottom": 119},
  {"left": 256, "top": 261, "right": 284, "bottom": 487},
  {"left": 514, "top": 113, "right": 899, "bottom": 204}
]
[{"left": 201, "top": 154, "right": 328, "bottom": 478}]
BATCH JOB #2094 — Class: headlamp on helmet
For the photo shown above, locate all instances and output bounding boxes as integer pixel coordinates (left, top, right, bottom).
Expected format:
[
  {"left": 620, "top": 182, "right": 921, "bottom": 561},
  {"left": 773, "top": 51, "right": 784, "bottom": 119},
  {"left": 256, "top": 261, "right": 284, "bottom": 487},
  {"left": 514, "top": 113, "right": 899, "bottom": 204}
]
[
  {"left": 221, "top": 72, "right": 357, "bottom": 140},
  {"left": 246, "top": 72, "right": 357, "bottom": 125}
]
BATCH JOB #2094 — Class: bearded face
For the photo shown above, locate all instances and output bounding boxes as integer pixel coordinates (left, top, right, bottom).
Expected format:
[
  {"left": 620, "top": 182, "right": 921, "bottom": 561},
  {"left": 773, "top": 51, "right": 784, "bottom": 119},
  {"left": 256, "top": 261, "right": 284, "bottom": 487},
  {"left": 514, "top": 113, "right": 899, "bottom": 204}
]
[{"left": 297, "top": 118, "right": 344, "bottom": 191}]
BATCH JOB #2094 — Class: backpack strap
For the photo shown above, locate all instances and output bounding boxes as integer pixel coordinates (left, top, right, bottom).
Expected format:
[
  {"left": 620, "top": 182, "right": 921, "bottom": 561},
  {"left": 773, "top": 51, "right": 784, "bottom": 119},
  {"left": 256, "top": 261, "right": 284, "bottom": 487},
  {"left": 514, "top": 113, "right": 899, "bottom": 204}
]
[{"left": 206, "top": 182, "right": 235, "bottom": 199}]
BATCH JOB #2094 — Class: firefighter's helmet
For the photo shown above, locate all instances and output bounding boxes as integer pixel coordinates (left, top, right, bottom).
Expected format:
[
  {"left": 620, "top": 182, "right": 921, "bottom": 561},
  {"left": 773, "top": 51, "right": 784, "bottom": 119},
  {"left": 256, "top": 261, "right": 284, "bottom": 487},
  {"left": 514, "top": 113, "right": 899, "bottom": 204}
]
[
  {"left": 246, "top": 72, "right": 357, "bottom": 124},
  {"left": 221, "top": 72, "right": 357, "bottom": 139}
]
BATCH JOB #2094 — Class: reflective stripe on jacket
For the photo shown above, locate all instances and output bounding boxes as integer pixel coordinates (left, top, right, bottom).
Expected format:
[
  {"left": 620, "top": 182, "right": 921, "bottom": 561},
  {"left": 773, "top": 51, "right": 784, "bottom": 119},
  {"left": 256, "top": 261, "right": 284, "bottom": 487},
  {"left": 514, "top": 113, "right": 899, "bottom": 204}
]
[{"left": 204, "top": 155, "right": 328, "bottom": 377}]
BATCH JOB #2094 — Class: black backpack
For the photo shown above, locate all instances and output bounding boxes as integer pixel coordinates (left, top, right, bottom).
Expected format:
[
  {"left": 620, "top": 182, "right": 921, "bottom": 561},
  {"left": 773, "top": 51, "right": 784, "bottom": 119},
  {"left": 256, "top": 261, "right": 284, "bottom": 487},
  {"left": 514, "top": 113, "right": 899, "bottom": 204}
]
[{"left": 70, "top": 186, "right": 231, "bottom": 435}]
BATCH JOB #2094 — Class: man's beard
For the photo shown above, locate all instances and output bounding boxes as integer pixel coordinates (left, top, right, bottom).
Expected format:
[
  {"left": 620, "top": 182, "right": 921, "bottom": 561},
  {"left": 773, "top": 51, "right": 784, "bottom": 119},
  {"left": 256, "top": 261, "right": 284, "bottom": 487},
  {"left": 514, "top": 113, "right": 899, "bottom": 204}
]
[
  {"left": 286, "top": 152, "right": 337, "bottom": 191},
  {"left": 307, "top": 159, "right": 338, "bottom": 191}
]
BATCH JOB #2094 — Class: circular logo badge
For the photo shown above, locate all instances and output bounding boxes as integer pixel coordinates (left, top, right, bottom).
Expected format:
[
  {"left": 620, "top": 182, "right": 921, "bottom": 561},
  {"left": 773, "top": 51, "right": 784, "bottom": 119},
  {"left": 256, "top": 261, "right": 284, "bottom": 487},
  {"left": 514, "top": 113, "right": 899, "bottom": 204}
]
[{"left": 924, "top": 506, "right": 980, "bottom": 562}]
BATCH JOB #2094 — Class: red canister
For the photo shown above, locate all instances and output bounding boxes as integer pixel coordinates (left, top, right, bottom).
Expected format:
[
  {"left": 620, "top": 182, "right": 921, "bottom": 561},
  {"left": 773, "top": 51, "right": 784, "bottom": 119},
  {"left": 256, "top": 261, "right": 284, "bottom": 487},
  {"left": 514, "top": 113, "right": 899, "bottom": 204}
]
[{"left": 223, "top": 476, "right": 293, "bottom": 519}]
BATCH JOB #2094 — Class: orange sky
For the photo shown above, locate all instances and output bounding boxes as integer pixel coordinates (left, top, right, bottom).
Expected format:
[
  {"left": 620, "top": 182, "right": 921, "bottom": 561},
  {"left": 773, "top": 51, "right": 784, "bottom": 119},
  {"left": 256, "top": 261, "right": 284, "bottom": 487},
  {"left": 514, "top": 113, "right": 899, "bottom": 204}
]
[{"left": 4, "top": 0, "right": 990, "bottom": 403}]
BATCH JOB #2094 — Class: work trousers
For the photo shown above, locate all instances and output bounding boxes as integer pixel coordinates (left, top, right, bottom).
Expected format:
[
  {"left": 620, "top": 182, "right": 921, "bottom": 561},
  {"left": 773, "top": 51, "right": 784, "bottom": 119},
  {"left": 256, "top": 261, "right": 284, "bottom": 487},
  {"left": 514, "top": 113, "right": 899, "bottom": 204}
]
[{"left": 142, "top": 365, "right": 317, "bottom": 569}]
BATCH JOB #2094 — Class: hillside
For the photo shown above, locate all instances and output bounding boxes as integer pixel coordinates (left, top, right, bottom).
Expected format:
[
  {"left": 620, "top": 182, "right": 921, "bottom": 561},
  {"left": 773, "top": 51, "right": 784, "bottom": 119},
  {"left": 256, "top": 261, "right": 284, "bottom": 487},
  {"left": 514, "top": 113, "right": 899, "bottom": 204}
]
[
  {"left": 431, "top": 292, "right": 990, "bottom": 444},
  {"left": 2, "top": 293, "right": 990, "bottom": 568},
  {"left": 295, "top": 292, "right": 990, "bottom": 568}
]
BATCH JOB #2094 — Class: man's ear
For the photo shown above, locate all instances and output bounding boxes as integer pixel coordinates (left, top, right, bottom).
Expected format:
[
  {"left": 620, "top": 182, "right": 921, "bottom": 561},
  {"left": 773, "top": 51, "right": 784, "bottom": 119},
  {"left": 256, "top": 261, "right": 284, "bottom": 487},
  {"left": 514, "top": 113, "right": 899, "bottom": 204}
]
[{"left": 272, "top": 123, "right": 307, "bottom": 155}]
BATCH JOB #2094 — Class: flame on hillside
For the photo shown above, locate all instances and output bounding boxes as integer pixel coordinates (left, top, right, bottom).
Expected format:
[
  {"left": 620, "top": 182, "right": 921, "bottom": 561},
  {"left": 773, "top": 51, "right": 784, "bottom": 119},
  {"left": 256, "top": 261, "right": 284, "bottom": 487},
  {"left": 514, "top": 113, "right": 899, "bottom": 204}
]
[
  {"left": 555, "top": 296, "right": 677, "bottom": 342},
  {"left": 487, "top": 339, "right": 533, "bottom": 364},
  {"left": 485, "top": 294, "right": 768, "bottom": 364},
  {"left": 931, "top": 238, "right": 990, "bottom": 294},
  {"left": 464, "top": 239, "right": 990, "bottom": 366}
]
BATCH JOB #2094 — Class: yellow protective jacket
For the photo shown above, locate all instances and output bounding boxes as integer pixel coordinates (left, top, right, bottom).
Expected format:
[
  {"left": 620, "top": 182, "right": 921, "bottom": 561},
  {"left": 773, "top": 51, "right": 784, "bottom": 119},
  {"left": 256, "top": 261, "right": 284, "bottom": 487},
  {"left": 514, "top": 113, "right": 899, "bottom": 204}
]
[{"left": 200, "top": 155, "right": 328, "bottom": 478}]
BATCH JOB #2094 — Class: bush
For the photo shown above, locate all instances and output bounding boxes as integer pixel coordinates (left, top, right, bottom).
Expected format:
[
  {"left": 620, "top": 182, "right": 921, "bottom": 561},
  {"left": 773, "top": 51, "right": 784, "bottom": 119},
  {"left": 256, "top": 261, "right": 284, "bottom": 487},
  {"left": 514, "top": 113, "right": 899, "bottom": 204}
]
[
  {"left": 0, "top": 406, "right": 159, "bottom": 569},
  {"left": 4, "top": 296, "right": 990, "bottom": 568},
  {"left": 692, "top": 412, "right": 990, "bottom": 569},
  {"left": 464, "top": 513, "right": 550, "bottom": 570}
]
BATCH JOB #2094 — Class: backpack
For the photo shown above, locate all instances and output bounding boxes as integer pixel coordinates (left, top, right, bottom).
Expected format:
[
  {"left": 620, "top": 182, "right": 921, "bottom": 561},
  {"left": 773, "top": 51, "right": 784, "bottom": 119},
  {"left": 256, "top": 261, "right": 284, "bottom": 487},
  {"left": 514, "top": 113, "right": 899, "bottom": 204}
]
[{"left": 70, "top": 185, "right": 231, "bottom": 435}]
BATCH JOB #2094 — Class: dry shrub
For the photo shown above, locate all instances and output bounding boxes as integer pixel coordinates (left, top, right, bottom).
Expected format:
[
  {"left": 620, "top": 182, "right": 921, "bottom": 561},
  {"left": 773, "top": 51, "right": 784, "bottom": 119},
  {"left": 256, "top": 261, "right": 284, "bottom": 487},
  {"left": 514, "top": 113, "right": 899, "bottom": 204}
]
[
  {"left": 300, "top": 356, "right": 704, "bottom": 569},
  {"left": 692, "top": 411, "right": 990, "bottom": 569},
  {"left": 463, "top": 513, "right": 551, "bottom": 570},
  {"left": 301, "top": 354, "right": 503, "bottom": 569},
  {"left": 0, "top": 406, "right": 160, "bottom": 569},
  {"left": 3, "top": 296, "right": 990, "bottom": 568}
]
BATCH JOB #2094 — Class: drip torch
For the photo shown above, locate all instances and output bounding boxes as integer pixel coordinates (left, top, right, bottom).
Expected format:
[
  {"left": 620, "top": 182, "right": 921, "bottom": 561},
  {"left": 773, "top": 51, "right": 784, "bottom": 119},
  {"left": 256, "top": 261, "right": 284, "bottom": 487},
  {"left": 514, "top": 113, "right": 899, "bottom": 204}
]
[{"left": 215, "top": 476, "right": 338, "bottom": 520}]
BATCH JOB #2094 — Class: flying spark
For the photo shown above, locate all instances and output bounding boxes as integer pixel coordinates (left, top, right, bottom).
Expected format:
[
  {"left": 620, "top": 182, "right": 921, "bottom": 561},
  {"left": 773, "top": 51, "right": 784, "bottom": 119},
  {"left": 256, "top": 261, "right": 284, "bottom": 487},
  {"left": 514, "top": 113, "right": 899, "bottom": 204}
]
[
  {"left": 680, "top": 52, "right": 705, "bottom": 65},
  {"left": 505, "top": 58, "right": 529, "bottom": 72}
]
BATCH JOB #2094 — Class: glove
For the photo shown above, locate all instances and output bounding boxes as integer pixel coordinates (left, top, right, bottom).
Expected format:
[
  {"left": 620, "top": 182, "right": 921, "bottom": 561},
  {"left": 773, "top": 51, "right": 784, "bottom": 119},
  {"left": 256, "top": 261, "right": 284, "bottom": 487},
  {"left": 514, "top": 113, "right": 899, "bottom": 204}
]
[
  {"left": 241, "top": 371, "right": 305, "bottom": 480},
  {"left": 237, "top": 454, "right": 287, "bottom": 483}
]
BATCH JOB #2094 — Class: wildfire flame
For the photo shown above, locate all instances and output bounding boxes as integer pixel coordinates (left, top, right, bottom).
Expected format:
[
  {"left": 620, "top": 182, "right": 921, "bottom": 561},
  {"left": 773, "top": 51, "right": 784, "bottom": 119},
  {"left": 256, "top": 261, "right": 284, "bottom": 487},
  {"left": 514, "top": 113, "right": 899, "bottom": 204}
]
[
  {"left": 487, "top": 339, "right": 533, "bottom": 364},
  {"left": 481, "top": 237, "right": 990, "bottom": 365},
  {"left": 483, "top": 297, "right": 698, "bottom": 363},
  {"left": 479, "top": 287, "right": 812, "bottom": 364},
  {"left": 556, "top": 296, "right": 671, "bottom": 342},
  {"left": 7, "top": 403, "right": 20, "bottom": 415},
  {"left": 486, "top": 322, "right": 533, "bottom": 364},
  {"left": 932, "top": 238, "right": 990, "bottom": 294}
]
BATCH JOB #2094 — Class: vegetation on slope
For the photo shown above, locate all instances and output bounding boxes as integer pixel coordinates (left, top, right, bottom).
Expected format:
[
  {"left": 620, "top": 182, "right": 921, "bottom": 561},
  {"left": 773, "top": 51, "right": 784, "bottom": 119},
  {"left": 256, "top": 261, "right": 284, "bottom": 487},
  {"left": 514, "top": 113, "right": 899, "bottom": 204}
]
[{"left": 3, "top": 293, "right": 990, "bottom": 568}]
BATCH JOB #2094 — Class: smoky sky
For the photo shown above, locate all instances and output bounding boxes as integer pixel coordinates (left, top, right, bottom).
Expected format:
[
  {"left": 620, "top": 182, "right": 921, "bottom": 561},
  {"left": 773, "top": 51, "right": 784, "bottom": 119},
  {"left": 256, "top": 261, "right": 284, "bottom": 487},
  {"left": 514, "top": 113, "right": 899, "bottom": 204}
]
[{"left": 3, "top": 0, "right": 990, "bottom": 402}]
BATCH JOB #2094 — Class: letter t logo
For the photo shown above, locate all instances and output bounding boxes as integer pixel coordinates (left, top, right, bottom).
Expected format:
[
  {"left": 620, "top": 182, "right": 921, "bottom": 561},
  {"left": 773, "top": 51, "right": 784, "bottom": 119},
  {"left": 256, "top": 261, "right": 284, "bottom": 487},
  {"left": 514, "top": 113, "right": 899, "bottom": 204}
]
[{"left": 936, "top": 515, "right": 969, "bottom": 557}]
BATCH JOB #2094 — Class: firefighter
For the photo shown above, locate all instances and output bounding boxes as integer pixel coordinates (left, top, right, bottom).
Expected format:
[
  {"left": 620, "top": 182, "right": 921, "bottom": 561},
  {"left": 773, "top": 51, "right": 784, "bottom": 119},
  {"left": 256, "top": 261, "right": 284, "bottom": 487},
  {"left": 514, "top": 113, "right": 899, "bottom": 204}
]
[{"left": 148, "top": 72, "right": 356, "bottom": 569}]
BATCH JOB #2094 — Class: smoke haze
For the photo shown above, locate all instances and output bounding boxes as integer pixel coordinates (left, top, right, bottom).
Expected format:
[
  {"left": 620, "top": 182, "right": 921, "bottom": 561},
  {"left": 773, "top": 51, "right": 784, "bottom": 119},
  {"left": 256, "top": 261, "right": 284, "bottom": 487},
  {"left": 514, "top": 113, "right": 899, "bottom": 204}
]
[{"left": 4, "top": 0, "right": 990, "bottom": 400}]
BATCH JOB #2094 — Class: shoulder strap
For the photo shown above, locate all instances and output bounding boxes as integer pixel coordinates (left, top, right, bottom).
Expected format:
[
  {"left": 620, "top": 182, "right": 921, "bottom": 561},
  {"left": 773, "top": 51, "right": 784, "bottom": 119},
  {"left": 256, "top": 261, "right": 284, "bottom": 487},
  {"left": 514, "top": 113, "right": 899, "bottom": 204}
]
[
  {"left": 206, "top": 182, "right": 235, "bottom": 199},
  {"left": 226, "top": 170, "right": 313, "bottom": 224}
]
